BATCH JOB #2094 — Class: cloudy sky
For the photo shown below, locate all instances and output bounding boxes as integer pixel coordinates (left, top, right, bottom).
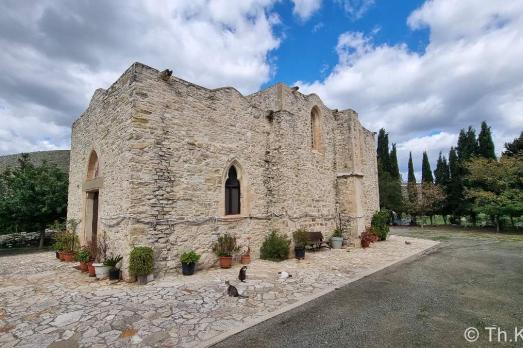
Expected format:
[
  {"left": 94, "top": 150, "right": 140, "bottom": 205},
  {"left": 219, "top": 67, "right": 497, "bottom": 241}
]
[{"left": 0, "top": 0, "right": 522, "bottom": 179}]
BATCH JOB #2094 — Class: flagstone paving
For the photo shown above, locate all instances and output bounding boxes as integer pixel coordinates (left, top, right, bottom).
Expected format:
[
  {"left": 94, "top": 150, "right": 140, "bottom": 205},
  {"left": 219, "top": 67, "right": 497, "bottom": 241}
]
[{"left": 0, "top": 235, "right": 437, "bottom": 348}]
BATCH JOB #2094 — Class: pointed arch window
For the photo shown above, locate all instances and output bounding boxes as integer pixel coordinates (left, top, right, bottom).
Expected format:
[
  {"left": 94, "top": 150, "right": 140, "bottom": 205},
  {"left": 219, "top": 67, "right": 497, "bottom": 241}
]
[
  {"left": 225, "top": 166, "right": 241, "bottom": 215},
  {"left": 311, "top": 106, "right": 322, "bottom": 151}
]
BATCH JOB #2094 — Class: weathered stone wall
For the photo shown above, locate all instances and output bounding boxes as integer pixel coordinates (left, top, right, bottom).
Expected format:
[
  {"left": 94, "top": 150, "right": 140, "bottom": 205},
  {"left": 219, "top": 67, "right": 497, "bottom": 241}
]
[
  {"left": 67, "top": 65, "right": 137, "bottom": 275},
  {"left": 68, "top": 62, "right": 379, "bottom": 279}
]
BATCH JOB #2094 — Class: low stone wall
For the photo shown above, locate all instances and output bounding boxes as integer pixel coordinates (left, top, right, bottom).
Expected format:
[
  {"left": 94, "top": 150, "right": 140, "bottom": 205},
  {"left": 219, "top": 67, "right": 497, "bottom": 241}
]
[{"left": 0, "top": 230, "right": 56, "bottom": 248}]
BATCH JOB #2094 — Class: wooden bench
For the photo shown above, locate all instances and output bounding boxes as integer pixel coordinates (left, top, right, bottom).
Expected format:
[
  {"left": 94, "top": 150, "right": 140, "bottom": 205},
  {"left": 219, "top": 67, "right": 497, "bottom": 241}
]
[{"left": 305, "top": 231, "right": 331, "bottom": 251}]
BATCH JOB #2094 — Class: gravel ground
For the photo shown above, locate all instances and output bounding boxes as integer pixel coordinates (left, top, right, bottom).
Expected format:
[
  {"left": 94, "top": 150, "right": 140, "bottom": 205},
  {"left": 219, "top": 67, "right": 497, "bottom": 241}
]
[{"left": 213, "top": 227, "right": 523, "bottom": 348}]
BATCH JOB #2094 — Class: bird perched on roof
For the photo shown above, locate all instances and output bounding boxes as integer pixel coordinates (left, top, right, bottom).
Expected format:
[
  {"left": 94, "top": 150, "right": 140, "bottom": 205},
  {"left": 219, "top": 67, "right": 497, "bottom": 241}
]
[
  {"left": 291, "top": 86, "right": 299, "bottom": 92},
  {"left": 160, "top": 69, "right": 173, "bottom": 81}
]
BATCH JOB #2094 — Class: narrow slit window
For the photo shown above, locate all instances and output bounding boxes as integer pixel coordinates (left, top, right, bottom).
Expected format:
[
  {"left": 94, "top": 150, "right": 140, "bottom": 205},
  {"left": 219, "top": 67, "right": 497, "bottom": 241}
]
[{"left": 225, "top": 166, "right": 240, "bottom": 215}]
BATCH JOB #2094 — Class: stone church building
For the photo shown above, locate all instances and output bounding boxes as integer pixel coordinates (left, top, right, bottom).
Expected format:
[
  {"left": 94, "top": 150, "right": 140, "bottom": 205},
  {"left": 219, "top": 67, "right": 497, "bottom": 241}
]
[{"left": 67, "top": 62, "right": 379, "bottom": 279}]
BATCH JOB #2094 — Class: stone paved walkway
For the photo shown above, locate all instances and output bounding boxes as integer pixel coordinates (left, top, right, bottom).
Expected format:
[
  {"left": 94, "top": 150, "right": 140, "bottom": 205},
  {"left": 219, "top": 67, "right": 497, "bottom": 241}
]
[{"left": 0, "top": 235, "right": 437, "bottom": 348}]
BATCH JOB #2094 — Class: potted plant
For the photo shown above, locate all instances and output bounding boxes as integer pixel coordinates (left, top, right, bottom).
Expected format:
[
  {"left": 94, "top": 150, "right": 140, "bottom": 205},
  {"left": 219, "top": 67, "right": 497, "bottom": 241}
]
[
  {"left": 180, "top": 250, "right": 200, "bottom": 275},
  {"left": 129, "top": 246, "right": 154, "bottom": 284},
  {"left": 240, "top": 246, "right": 251, "bottom": 264},
  {"left": 52, "top": 241, "right": 63, "bottom": 259},
  {"left": 330, "top": 227, "right": 343, "bottom": 249},
  {"left": 212, "top": 233, "right": 237, "bottom": 268},
  {"left": 293, "top": 229, "right": 308, "bottom": 259},
  {"left": 86, "top": 241, "right": 97, "bottom": 277},
  {"left": 360, "top": 228, "right": 378, "bottom": 248},
  {"left": 76, "top": 247, "right": 90, "bottom": 272},
  {"left": 61, "top": 231, "right": 78, "bottom": 262},
  {"left": 104, "top": 255, "right": 123, "bottom": 280},
  {"left": 92, "top": 232, "right": 111, "bottom": 279}
]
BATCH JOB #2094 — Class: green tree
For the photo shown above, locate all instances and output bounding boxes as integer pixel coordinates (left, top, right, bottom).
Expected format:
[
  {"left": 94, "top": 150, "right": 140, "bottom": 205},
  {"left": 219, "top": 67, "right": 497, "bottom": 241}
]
[
  {"left": 377, "top": 128, "right": 391, "bottom": 173},
  {"left": 0, "top": 154, "right": 68, "bottom": 246},
  {"left": 504, "top": 131, "right": 523, "bottom": 156},
  {"left": 447, "top": 147, "right": 464, "bottom": 222},
  {"left": 477, "top": 121, "right": 496, "bottom": 159},
  {"left": 388, "top": 144, "right": 403, "bottom": 213},
  {"left": 406, "top": 152, "right": 418, "bottom": 221},
  {"left": 421, "top": 151, "right": 434, "bottom": 183},
  {"left": 457, "top": 126, "right": 478, "bottom": 161},
  {"left": 465, "top": 154, "right": 523, "bottom": 232},
  {"left": 407, "top": 183, "right": 445, "bottom": 231},
  {"left": 434, "top": 152, "right": 450, "bottom": 223}
]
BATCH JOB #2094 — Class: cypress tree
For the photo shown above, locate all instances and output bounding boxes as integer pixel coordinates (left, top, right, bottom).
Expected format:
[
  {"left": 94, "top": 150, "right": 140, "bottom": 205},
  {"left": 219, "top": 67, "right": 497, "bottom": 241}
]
[
  {"left": 421, "top": 151, "right": 434, "bottom": 183},
  {"left": 434, "top": 152, "right": 450, "bottom": 186},
  {"left": 447, "top": 147, "right": 464, "bottom": 221},
  {"left": 477, "top": 121, "right": 496, "bottom": 159},
  {"left": 457, "top": 126, "right": 478, "bottom": 161},
  {"left": 390, "top": 144, "right": 400, "bottom": 179},
  {"left": 407, "top": 152, "right": 417, "bottom": 201},
  {"left": 434, "top": 152, "right": 450, "bottom": 223},
  {"left": 377, "top": 128, "right": 391, "bottom": 173},
  {"left": 389, "top": 144, "right": 403, "bottom": 213}
]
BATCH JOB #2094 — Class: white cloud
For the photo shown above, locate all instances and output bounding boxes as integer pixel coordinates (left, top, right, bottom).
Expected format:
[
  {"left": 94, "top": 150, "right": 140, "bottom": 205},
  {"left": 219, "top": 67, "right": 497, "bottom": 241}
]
[
  {"left": 297, "top": 0, "right": 523, "bottom": 175},
  {"left": 291, "top": 0, "right": 322, "bottom": 21},
  {"left": 0, "top": 0, "right": 281, "bottom": 155},
  {"left": 335, "top": 0, "right": 375, "bottom": 20}
]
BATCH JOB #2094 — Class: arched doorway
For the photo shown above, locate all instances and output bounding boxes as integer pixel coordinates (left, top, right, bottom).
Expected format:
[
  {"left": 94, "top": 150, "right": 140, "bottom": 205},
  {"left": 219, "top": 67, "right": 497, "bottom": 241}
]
[{"left": 85, "top": 151, "right": 100, "bottom": 246}]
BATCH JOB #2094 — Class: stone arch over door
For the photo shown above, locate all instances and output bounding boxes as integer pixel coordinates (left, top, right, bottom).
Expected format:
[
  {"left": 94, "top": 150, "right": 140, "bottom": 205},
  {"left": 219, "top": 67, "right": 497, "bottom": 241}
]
[{"left": 83, "top": 149, "right": 103, "bottom": 246}]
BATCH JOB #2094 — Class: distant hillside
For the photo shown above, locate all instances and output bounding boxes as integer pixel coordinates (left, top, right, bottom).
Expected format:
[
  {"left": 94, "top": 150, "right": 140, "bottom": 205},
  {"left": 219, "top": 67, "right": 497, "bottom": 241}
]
[{"left": 0, "top": 150, "right": 70, "bottom": 173}]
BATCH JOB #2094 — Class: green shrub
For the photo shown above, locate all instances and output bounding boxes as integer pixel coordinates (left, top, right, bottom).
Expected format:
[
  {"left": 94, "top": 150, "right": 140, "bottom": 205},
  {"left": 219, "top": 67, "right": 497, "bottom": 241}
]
[
  {"left": 180, "top": 250, "right": 201, "bottom": 264},
  {"left": 75, "top": 247, "right": 90, "bottom": 262},
  {"left": 371, "top": 211, "right": 390, "bottom": 241},
  {"left": 292, "top": 228, "right": 308, "bottom": 248},
  {"left": 129, "top": 246, "right": 154, "bottom": 276},
  {"left": 212, "top": 234, "right": 237, "bottom": 257},
  {"left": 260, "top": 230, "right": 290, "bottom": 261}
]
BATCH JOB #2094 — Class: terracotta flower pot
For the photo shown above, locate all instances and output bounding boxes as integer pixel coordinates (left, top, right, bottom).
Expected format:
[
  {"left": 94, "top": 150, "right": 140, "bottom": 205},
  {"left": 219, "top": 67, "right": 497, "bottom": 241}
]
[
  {"left": 87, "top": 261, "right": 96, "bottom": 277},
  {"left": 62, "top": 251, "right": 75, "bottom": 262},
  {"left": 240, "top": 255, "right": 251, "bottom": 264},
  {"left": 58, "top": 251, "right": 65, "bottom": 261},
  {"left": 361, "top": 239, "right": 371, "bottom": 248},
  {"left": 79, "top": 261, "right": 88, "bottom": 272},
  {"left": 219, "top": 256, "right": 233, "bottom": 269}
]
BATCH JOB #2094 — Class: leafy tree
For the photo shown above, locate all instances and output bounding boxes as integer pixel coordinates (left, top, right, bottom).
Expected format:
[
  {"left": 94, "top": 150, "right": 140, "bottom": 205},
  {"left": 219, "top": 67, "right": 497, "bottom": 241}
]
[
  {"left": 0, "top": 154, "right": 68, "bottom": 246},
  {"left": 421, "top": 151, "right": 434, "bottom": 183},
  {"left": 477, "top": 121, "right": 496, "bottom": 159},
  {"left": 406, "top": 183, "right": 445, "bottom": 230},
  {"left": 504, "top": 131, "right": 523, "bottom": 156},
  {"left": 465, "top": 154, "right": 523, "bottom": 232}
]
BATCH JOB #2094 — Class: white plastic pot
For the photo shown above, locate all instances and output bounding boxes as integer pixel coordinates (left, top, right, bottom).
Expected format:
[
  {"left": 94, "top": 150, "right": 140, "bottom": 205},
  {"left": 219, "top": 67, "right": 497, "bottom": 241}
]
[
  {"left": 92, "top": 263, "right": 111, "bottom": 279},
  {"left": 331, "top": 237, "right": 343, "bottom": 249}
]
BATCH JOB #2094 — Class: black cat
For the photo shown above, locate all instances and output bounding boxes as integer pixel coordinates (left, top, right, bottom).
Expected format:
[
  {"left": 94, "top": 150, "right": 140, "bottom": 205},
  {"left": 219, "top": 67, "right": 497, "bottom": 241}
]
[{"left": 238, "top": 266, "right": 247, "bottom": 282}]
